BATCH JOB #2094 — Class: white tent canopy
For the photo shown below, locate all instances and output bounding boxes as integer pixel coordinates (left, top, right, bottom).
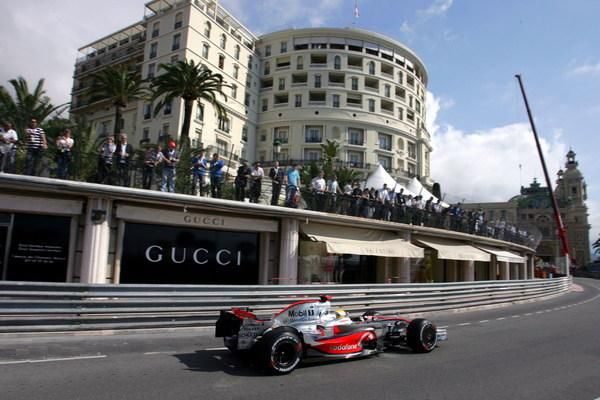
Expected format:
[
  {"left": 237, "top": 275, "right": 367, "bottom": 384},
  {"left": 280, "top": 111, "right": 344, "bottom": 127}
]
[
  {"left": 364, "top": 164, "right": 416, "bottom": 195},
  {"left": 406, "top": 177, "right": 450, "bottom": 208}
]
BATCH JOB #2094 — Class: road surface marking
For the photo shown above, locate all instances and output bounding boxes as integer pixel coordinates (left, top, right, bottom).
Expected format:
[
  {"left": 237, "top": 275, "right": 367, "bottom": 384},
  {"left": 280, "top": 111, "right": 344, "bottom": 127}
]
[
  {"left": 496, "top": 317, "right": 506, "bottom": 321},
  {"left": 0, "top": 355, "right": 106, "bottom": 365},
  {"left": 458, "top": 322, "right": 471, "bottom": 326},
  {"left": 511, "top": 315, "right": 520, "bottom": 318},
  {"left": 479, "top": 320, "right": 489, "bottom": 323},
  {"left": 204, "top": 347, "right": 227, "bottom": 351},
  {"left": 144, "top": 351, "right": 174, "bottom": 355}
]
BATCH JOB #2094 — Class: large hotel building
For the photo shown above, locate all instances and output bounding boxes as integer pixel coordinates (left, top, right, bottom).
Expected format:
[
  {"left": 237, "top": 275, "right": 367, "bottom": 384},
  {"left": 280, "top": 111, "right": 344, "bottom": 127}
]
[{"left": 70, "top": 0, "right": 432, "bottom": 185}]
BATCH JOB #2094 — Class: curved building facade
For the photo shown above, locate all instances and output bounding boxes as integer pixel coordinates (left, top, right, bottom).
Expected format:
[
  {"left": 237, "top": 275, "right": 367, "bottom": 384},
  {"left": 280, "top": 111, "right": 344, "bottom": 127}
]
[{"left": 255, "top": 28, "right": 431, "bottom": 183}]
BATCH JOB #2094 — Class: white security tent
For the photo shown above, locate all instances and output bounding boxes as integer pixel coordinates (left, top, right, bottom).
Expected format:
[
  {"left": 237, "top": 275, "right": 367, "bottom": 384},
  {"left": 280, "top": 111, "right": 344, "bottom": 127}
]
[
  {"left": 406, "top": 177, "right": 450, "bottom": 207},
  {"left": 476, "top": 246, "right": 525, "bottom": 263},
  {"left": 416, "top": 237, "right": 491, "bottom": 262},
  {"left": 365, "top": 164, "right": 416, "bottom": 195},
  {"left": 301, "top": 223, "right": 424, "bottom": 258}
]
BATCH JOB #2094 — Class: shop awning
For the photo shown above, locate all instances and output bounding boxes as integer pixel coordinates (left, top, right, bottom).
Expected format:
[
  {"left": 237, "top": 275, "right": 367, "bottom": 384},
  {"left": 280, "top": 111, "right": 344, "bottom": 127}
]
[
  {"left": 416, "top": 238, "right": 491, "bottom": 262},
  {"left": 476, "top": 246, "right": 526, "bottom": 264},
  {"left": 301, "top": 224, "right": 423, "bottom": 258}
]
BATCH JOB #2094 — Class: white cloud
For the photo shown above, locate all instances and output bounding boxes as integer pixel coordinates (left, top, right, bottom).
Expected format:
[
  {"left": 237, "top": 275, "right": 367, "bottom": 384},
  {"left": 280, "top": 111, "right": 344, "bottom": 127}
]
[
  {"left": 418, "top": 0, "right": 454, "bottom": 17},
  {"left": 568, "top": 61, "right": 600, "bottom": 76},
  {"left": 426, "top": 93, "right": 568, "bottom": 205}
]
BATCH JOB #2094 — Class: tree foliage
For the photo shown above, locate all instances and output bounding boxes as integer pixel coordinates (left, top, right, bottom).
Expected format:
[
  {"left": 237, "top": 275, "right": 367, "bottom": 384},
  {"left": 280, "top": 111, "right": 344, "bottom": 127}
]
[
  {"left": 0, "top": 77, "right": 67, "bottom": 134},
  {"left": 149, "top": 59, "right": 230, "bottom": 150}
]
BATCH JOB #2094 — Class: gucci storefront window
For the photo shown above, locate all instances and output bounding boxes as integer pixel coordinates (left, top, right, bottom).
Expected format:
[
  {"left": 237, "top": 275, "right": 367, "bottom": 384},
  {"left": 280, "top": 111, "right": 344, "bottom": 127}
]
[
  {"left": 120, "top": 222, "right": 259, "bottom": 284},
  {"left": 298, "top": 240, "right": 376, "bottom": 284}
]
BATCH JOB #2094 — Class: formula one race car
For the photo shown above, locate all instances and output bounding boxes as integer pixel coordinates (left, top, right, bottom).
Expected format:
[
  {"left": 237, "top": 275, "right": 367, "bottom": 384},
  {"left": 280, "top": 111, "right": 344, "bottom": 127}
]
[{"left": 215, "top": 295, "right": 447, "bottom": 374}]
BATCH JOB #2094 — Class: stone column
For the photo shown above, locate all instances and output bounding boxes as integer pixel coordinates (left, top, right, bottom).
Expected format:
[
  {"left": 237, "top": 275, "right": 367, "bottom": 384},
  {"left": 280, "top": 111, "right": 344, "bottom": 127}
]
[
  {"left": 258, "top": 232, "right": 271, "bottom": 285},
  {"left": 460, "top": 260, "right": 475, "bottom": 281},
  {"left": 446, "top": 260, "right": 458, "bottom": 282},
  {"left": 527, "top": 255, "right": 535, "bottom": 279},
  {"left": 395, "top": 257, "right": 411, "bottom": 283},
  {"left": 80, "top": 197, "right": 112, "bottom": 284},
  {"left": 488, "top": 259, "right": 497, "bottom": 280},
  {"left": 499, "top": 261, "right": 509, "bottom": 280},
  {"left": 278, "top": 218, "right": 299, "bottom": 285}
]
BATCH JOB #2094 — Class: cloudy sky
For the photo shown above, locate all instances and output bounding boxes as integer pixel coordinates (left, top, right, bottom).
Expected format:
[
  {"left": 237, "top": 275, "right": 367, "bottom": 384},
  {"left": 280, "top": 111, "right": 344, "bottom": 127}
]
[{"left": 0, "top": 0, "right": 598, "bottom": 248}]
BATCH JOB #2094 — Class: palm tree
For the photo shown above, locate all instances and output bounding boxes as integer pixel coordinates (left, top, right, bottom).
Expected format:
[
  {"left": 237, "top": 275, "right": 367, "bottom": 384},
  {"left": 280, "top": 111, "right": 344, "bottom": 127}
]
[
  {"left": 0, "top": 77, "right": 68, "bottom": 134},
  {"left": 91, "top": 66, "right": 147, "bottom": 136},
  {"left": 149, "top": 59, "right": 229, "bottom": 150},
  {"left": 320, "top": 139, "right": 340, "bottom": 178}
]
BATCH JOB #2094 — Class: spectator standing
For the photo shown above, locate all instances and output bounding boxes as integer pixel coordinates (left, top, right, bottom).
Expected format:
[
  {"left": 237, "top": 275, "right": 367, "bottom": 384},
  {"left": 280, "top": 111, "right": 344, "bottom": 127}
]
[
  {"left": 234, "top": 160, "right": 250, "bottom": 201},
  {"left": 249, "top": 161, "right": 264, "bottom": 203},
  {"left": 269, "top": 161, "right": 285, "bottom": 206},
  {"left": 24, "top": 118, "right": 47, "bottom": 176},
  {"left": 209, "top": 152, "right": 224, "bottom": 198},
  {"left": 97, "top": 136, "right": 116, "bottom": 184},
  {"left": 285, "top": 164, "right": 301, "bottom": 208},
  {"left": 142, "top": 144, "right": 161, "bottom": 189},
  {"left": 327, "top": 174, "right": 342, "bottom": 213},
  {"left": 55, "top": 128, "right": 74, "bottom": 179},
  {"left": 0, "top": 122, "right": 18, "bottom": 173},
  {"left": 191, "top": 149, "right": 209, "bottom": 196},
  {"left": 311, "top": 171, "right": 326, "bottom": 211},
  {"left": 114, "top": 133, "right": 134, "bottom": 186},
  {"left": 160, "top": 140, "right": 179, "bottom": 193}
]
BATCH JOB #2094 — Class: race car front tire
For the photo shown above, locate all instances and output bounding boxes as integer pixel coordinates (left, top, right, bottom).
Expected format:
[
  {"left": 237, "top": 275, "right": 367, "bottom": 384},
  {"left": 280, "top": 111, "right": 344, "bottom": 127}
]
[
  {"left": 257, "top": 327, "right": 302, "bottom": 375},
  {"left": 407, "top": 318, "right": 437, "bottom": 353}
]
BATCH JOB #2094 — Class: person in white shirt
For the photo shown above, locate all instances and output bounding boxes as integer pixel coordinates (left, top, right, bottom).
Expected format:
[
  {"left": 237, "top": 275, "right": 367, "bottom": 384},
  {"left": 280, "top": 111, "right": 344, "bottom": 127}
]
[
  {"left": 311, "top": 171, "right": 327, "bottom": 211},
  {"left": 249, "top": 161, "right": 264, "bottom": 203},
  {"left": 326, "top": 174, "right": 342, "bottom": 213},
  {"left": 0, "top": 121, "right": 18, "bottom": 173},
  {"left": 55, "top": 128, "right": 74, "bottom": 179}
]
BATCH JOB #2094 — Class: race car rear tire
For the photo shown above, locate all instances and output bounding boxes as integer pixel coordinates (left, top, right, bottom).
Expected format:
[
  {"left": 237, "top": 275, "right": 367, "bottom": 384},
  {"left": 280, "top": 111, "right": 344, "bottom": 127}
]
[
  {"left": 257, "top": 327, "right": 302, "bottom": 375},
  {"left": 407, "top": 318, "right": 437, "bottom": 353}
]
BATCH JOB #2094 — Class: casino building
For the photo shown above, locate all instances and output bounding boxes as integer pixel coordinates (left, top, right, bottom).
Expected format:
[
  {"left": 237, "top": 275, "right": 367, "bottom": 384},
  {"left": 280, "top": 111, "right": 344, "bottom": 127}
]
[{"left": 70, "top": 0, "right": 431, "bottom": 185}]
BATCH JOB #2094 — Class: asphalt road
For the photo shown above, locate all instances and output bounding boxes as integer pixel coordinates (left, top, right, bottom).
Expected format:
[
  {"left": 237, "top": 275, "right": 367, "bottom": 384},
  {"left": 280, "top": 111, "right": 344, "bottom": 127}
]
[{"left": 1, "top": 278, "right": 599, "bottom": 400}]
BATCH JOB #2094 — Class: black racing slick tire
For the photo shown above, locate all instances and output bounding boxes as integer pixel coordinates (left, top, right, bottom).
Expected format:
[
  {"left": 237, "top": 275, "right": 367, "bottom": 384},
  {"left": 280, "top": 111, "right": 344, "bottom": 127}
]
[
  {"left": 407, "top": 318, "right": 438, "bottom": 353},
  {"left": 257, "top": 327, "right": 302, "bottom": 375}
]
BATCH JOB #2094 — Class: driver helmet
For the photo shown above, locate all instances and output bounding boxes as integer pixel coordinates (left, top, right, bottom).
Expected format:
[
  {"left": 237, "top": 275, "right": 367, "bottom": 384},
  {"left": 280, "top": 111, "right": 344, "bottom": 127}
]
[{"left": 335, "top": 309, "right": 348, "bottom": 319}]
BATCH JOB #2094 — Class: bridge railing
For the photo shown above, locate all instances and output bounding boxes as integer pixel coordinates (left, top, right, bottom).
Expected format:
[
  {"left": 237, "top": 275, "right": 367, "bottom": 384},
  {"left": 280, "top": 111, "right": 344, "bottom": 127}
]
[{"left": 0, "top": 278, "right": 570, "bottom": 333}]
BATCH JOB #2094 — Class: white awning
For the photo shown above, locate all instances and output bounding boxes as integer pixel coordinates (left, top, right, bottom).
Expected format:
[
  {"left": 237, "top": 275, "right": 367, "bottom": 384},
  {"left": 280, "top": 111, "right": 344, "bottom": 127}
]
[
  {"left": 301, "top": 224, "right": 423, "bottom": 258},
  {"left": 476, "top": 246, "right": 526, "bottom": 264},
  {"left": 416, "top": 238, "right": 491, "bottom": 262}
]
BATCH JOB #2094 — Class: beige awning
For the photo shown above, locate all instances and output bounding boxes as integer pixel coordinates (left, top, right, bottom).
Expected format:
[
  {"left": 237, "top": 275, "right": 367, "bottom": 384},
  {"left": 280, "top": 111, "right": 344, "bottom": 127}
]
[
  {"left": 416, "top": 238, "right": 491, "bottom": 262},
  {"left": 476, "top": 246, "right": 526, "bottom": 264},
  {"left": 301, "top": 224, "right": 424, "bottom": 258}
]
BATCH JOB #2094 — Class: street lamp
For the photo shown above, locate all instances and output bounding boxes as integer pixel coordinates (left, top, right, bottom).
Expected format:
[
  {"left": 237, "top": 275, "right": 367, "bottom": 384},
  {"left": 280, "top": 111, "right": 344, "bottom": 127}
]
[{"left": 273, "top": 139, "right": 281, "bottom": 161}]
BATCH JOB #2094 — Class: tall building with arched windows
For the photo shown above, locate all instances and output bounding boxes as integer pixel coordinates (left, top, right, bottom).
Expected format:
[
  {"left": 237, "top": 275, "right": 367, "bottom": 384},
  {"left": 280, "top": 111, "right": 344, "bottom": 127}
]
[{"left": 70, "top": 0, "right": 432, "bottom": 185}]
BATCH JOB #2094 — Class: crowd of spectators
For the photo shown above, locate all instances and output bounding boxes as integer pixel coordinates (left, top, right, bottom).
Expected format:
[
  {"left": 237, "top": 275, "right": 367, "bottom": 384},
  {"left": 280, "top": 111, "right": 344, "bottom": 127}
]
[{"left": 0, "top": 123, "right": 534, "bottom": 246}]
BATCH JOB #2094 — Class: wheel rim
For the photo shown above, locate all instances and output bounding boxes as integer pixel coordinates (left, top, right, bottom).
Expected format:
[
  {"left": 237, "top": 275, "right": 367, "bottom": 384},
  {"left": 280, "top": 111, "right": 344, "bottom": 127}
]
[
  {"left": 273, "top": 341, "right": 298, "bottom": 369},
  {"left": 421, "top": 325, "right": 437, "bottom": 350}
]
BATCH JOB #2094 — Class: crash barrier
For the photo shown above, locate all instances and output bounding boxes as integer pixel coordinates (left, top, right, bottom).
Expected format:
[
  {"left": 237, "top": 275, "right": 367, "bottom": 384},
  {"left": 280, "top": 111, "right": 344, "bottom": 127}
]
[{"left": 0, "top": 278, "right": 570, "bottom": 333}]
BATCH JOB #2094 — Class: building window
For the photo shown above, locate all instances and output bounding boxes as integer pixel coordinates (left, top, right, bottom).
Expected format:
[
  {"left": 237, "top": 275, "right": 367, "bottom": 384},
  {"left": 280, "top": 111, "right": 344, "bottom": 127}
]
[
  {"left": 351, "top": 77, "right": 358, "bottom": 91},
  {"left": 233, "top": 64, "right": 239, "bottom": 79},
  {"left": 143, "top": 127, "right": 150, "bottom": 140},
  {"left": 218, "top": 117, "right": 230, "bottom": 133},
  {"left": 202, "top": 43, "right": 209, "bottom": 58},
  {"left": 398, "top": 108, "right": 404, "bottom": 120},
  {"left": 334, "top": 55, "right": 341, "bottom": 70},
  {"left": 297, "top": 56, "right": 304, "bottom": 70},
  {"left": 368, "top": 61, "right": 375, "bottom": 75},
  {"left": 262, "top": 99, "right": 268, "bottom": 111},
  {"left": 295, "top": 94, "right": 302, "bottom": 107},
  {"left": 274, "top": 126, "right": 289, "bottom": 144},
  {"left": 407, "top": 142, "right": 416, "bottom": 159},
  {"left": 231, "top": 84, "right": 237, "bottom": 99},
  {"left": 278, "top": 78, "right": 285, "bottom": 90},
  {"left": 398, "top": 71, "right": 403, "bottom": 84},
  {"left": 332, "top": 94, "right": 340, "bottom": 108},
  {"left": 152, "top": 22, "right": 160, "bottom": 38},
  {"left": 368, "top": 99, "right": 375, "bottom": 112},
  {"left": 305, "top": 126, "right": 323, "bottom": 143},
  {"left": 143, "top": 103, "right": 152, "bottom": 120},
  {"left": 304, "top": 148, "right": 321, "bottom": 161},
  {"left": 220, "top": 34, "right": 227, "bottom": 49},
  {"left": 195, "top": 103, "right": 204, "bottom": 121},
  {"left": 204, "top": 21, "right": 211, "bottom": 37},
  {"left": 147, "top": 63, "right": 155, "bottom": 79},
  {"left": 314, "top": 74, "right": 321, "bottom": 88},
  {"left": 415, "top": 99, "right": 421, "bottom": 113},
  {"left": 348, "top": 128, "right": 364, "bottom": 145},
  {"left": 241, "top": 126, "right": 248, "bottom": 142},
  {"left": 218, "top": 54, "right": 225, "bottom": 69},
  {"left": 164, "top": 99, "right": 172, "bottom": 115},
  {"left": 172, "top": 33, "right": 181, "bottom": 51},
  {"left": 231, "top": 46, "right": 239, "bottom": 61},
  {"left": 384, "top": 84, "right": 391, "bottom": 98},
  {"left": 264, "top": 44, "right": 271, "bottom": 56},
  {"left": 348, "top": 151, "right": 364, "bottom": 167},
  {"left": 378, "top": 133, "right": 391, "bottom": 151},
  {"left": 170, "top": 55, "right": 179, "bottom": 64},
  {"left": 173, "top": 12, "right": 183, "bottom": 29},
  {"left": 248, "top": 55, "right": 253, "bottom": 69},
  {"left": 280, "top": 41, "right": 287, "bottom": 53},
  {"left": 264, "top": 61, "right": 270, "bottom": 75},
  {"left": 378, "top": 156, "right": 392, "bottom": 170},
  {"left": 149, "top": 42, "right": 157, "bottom": 59},
  {"left": 244, "top": 93, "right": 250, "bottom": 106}
]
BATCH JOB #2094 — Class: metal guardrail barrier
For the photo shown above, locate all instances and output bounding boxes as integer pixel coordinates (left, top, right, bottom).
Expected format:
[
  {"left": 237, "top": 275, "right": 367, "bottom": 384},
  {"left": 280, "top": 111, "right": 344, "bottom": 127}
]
[{"left": 0, "top": 278, "right": 570, "bottom": 333}]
